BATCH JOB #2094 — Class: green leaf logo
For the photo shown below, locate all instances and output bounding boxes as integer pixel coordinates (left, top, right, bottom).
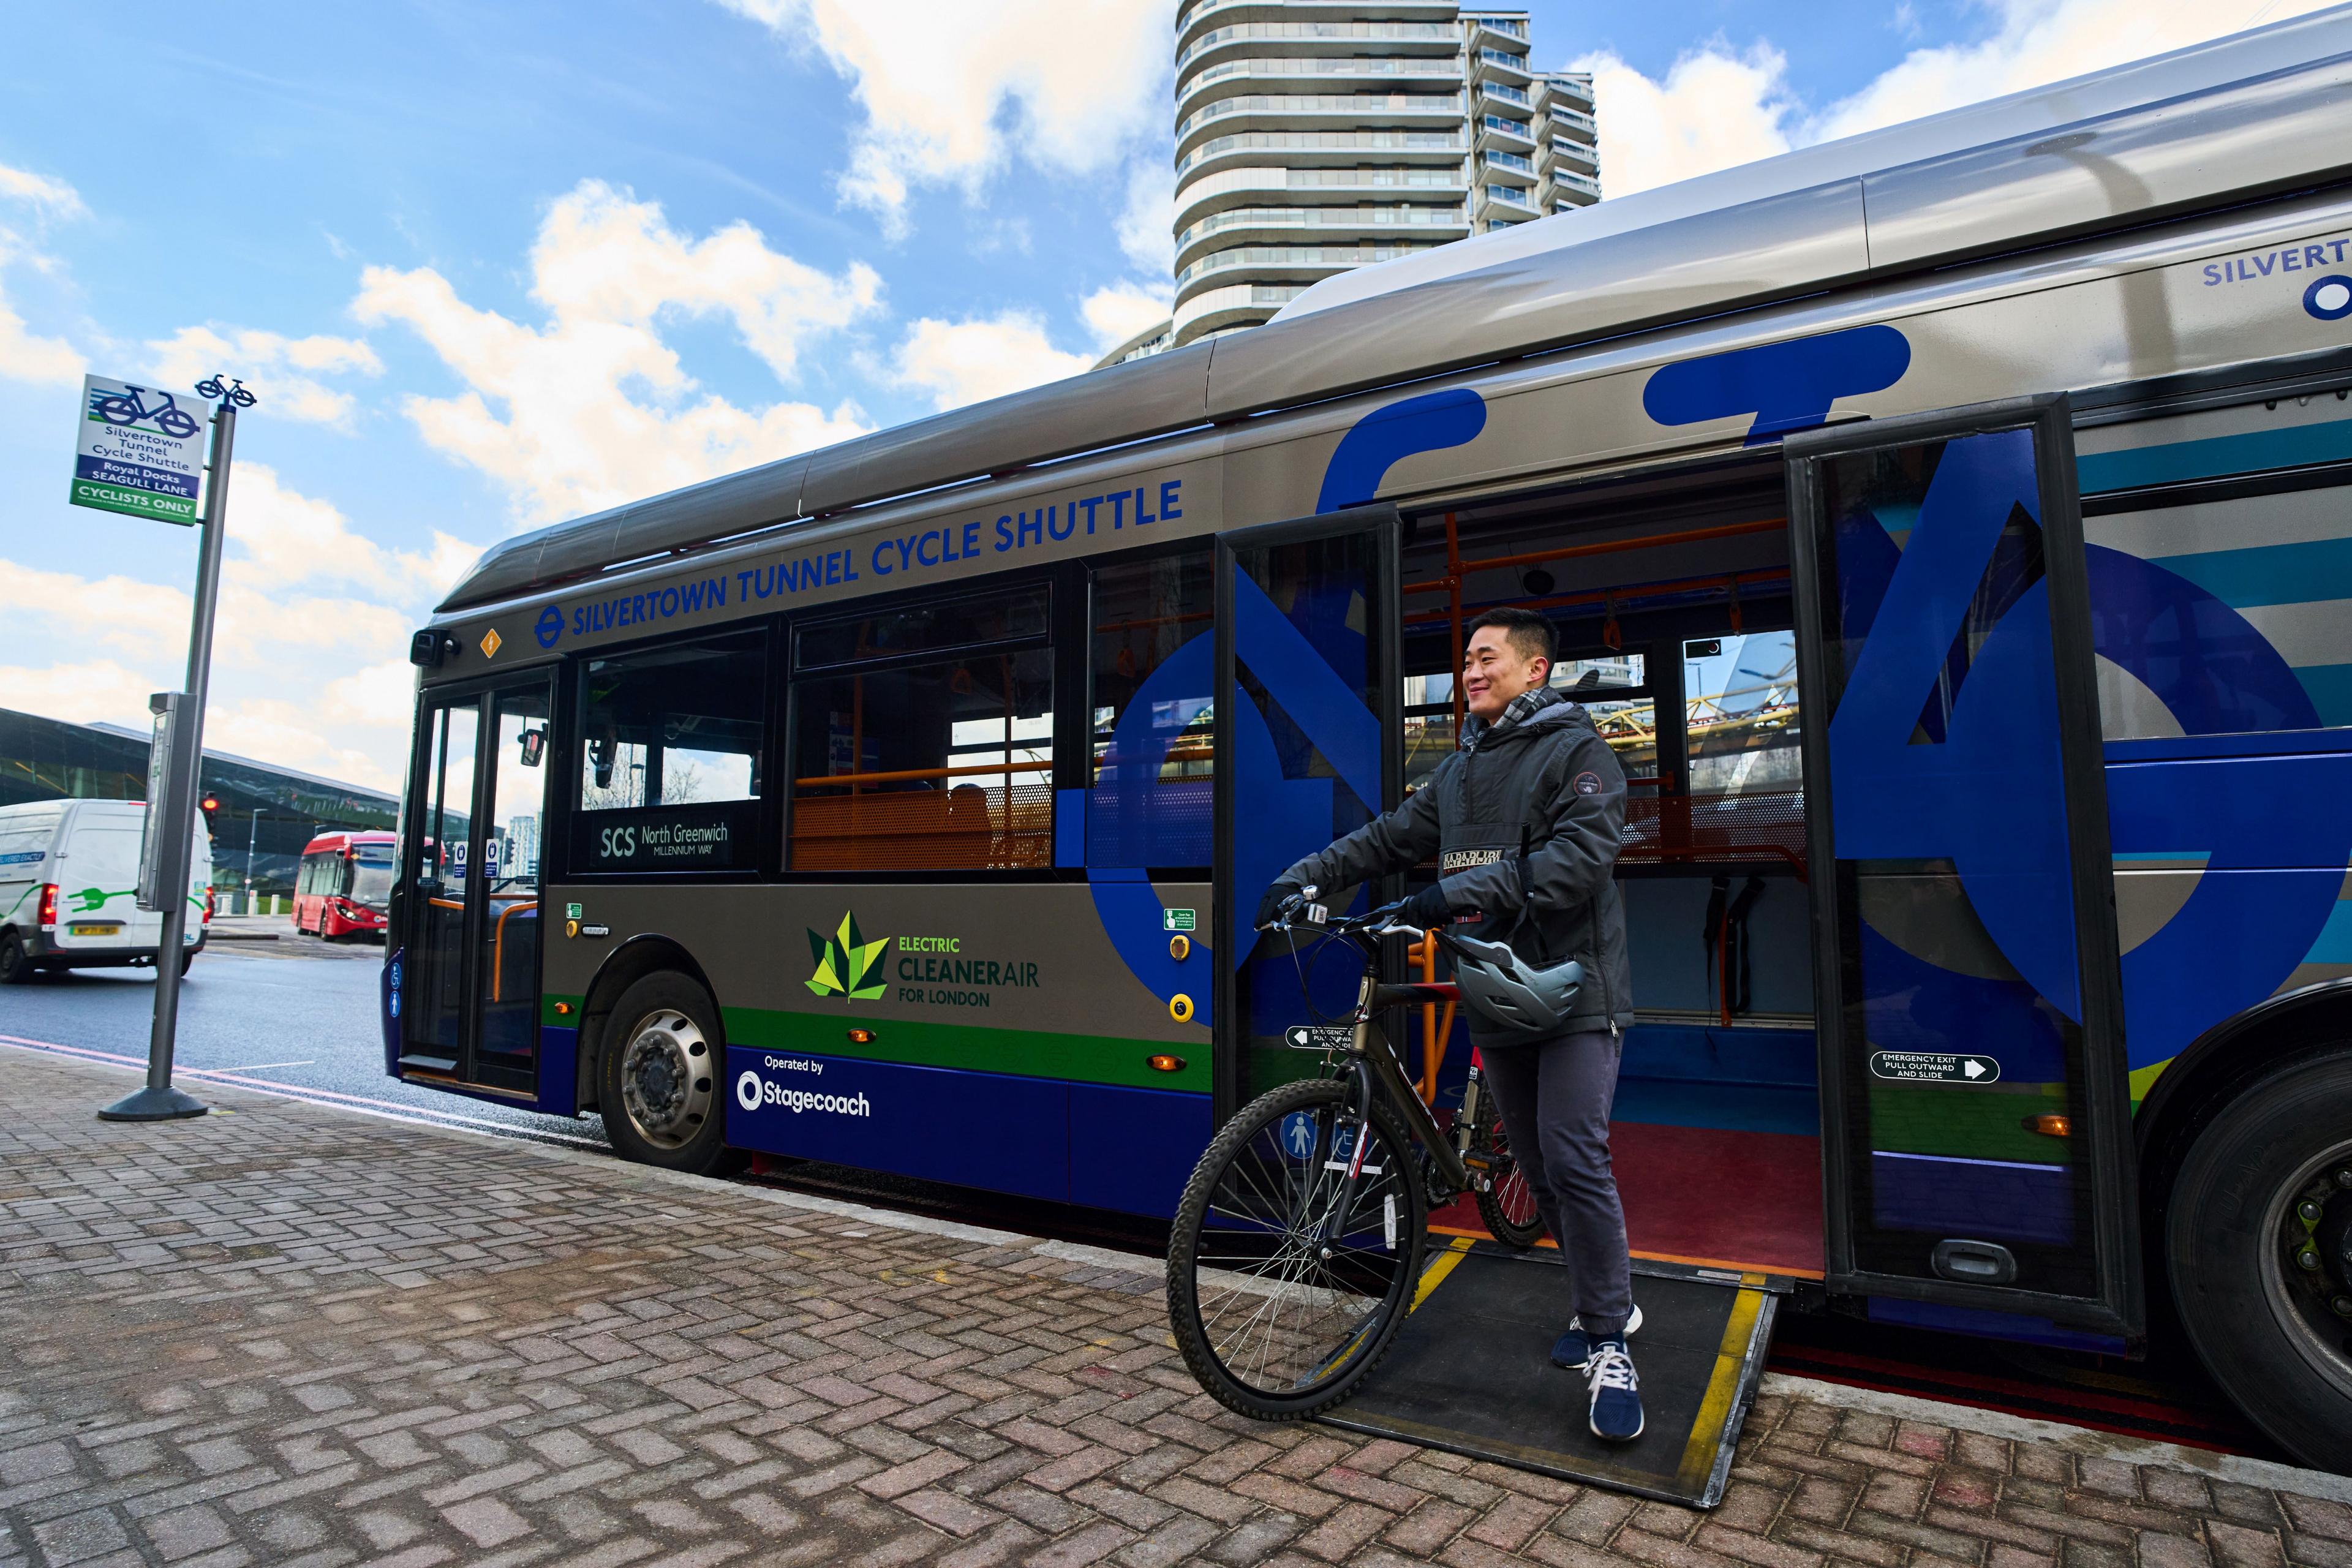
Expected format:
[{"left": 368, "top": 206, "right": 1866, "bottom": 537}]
[{"left": 806, "top": 911, "right": 891, "bottom": 1001}]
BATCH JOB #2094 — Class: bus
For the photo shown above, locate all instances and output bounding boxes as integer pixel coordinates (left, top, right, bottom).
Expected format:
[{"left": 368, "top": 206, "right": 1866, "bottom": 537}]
[
  {"left": 384, "top": 15, "right": 2352, "bottom": 1472},
  {"left": 293, "top": 829, "right": 396, "bottom": 940}
]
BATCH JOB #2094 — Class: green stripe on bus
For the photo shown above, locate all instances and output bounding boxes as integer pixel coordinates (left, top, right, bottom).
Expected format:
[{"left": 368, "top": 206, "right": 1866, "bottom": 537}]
[
  {"left": 1866, "top": 1080, "right": 2076, "bottom": 1166},
  {"left": 719, "top": 1006, "right": 1210, "bottom": 1094}
]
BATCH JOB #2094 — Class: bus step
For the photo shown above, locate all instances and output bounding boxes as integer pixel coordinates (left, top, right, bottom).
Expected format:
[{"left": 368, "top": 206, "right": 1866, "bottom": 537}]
[{"left": 1319, "top": 1240, "right": 1790, "bottom": 1508}]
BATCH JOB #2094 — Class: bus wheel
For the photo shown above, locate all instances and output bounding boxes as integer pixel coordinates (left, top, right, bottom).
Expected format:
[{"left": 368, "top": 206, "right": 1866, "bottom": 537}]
[
  {"left": 598, "top": 973, "right": 742, "bottom": 1177},
  {"left": 2167, "top": 1049, "right": 2352, "bottom": 1472}
]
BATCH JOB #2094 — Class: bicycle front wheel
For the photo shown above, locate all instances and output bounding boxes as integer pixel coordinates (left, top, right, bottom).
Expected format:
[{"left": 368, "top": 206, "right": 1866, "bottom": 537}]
[{"left": 1166, "top": 1077, "right": 1428, "bottom": 1420}]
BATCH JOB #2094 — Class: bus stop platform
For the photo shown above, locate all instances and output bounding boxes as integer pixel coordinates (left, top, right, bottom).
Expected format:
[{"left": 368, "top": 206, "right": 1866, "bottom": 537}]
[
  {"left": 4, "top": 1039, "right": 2348, "bottom": 1568},
  {"left": 1324, "top": 1240, "right": 1784, "bottom": 1508}
]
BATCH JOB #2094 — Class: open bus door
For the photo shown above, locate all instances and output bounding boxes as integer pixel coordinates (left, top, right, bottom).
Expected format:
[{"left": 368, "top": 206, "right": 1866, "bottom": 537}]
[
  {"left": 397, "top": 677, "right": 553, "bottom": 1097},
  {"left": 1211, "top": 505, "right": 1403, "bottom": 1121},
  {"left": 1783, "top": 395, "right": 2143, "bottom": 1341}
]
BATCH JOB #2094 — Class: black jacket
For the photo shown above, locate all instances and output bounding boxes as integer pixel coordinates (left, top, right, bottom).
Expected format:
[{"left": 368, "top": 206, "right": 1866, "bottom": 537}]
[{"left": 1280, "top": 687, "right": 1634, "bottom": 1043}]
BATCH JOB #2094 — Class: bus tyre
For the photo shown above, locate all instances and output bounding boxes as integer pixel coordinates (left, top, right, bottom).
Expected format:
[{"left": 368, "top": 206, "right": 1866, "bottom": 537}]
[
  {"left": 598, "top": 973, "right": 744, "bottom": 1177},
  {"left": 0, "top": 932, "right": 31, "bottom": 985},
  {"left": 2167, "top": 1050, "right": 2352, "bottom": 1473}
]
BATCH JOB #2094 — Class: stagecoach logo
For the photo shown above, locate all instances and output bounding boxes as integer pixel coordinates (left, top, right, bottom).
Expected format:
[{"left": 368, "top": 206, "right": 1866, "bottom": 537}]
[{"left": 807, "top": 910, "right": 891, "bottom": 1001}]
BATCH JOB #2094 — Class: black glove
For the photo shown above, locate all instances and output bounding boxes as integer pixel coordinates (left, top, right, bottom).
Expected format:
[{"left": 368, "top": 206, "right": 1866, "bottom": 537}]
[
  {"left": 1256, "top": 880, "right": 1305, "bottom": 929},
  {"left": 1399, "top": 881, "right": 1453, "bottom": 930}
]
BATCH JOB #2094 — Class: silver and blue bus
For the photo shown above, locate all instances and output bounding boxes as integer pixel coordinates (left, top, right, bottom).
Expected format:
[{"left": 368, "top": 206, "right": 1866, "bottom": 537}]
[{"left": 385, "top": 13, "right": 2352, "bottom": 1472}]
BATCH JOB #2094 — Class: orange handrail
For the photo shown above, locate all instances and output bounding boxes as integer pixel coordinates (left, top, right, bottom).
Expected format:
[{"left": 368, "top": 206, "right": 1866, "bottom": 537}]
[
  {"left": 794, "top": 758, "right": 1046, "bottom": 789},
  {"left": 492, "top": 900, "right": 537, "bottom": 1001},
  {"left": 1413, "top": 931, "right": 1455, "bottom": 1106},
  {"left": 1402, "top": 518, "right": 1784, "bottom": 595}
]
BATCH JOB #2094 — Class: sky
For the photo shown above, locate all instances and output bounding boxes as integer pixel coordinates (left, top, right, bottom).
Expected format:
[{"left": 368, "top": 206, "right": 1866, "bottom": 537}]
[{"left": 0, "top": 0, "right": 2334, "bottom": 791}]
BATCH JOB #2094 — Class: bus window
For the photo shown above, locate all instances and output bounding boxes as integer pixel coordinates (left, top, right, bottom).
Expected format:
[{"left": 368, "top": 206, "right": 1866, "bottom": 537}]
[
  {"left": 790, "top": 586, "right": 1055, "bottom": 872},
  {"left": 1683, "top": 633, "right": 1799, "bottom": 794},
  {"left": 573, "top": 631, "right": 765, "bottom": 874},
  {"left": 1090, "top": 554, "right": 1212, "bottom": 868}
]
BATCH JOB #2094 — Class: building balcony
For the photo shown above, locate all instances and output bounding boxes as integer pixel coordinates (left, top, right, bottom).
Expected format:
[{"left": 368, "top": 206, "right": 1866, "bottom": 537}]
[
  {"left": 1482, "top": 148, "right": 1536, "bottom": 179},
  {"left": 1470, "top": 47, "right": 1533, "bottom": 87},
  {"left": 1479, "top": 80, "right": 1529, "bottom": 108},
  {"left": 1174, "top": 164, "right": 1468, "bottom": 227},
  {"left": 1176, "top": 0, "right": 1457, "bottom": 56},
  {"left": 1176, "top": 92, "right": 1465, "bottom": 156},
  {"left": 1479, "top": 184, "right": 1534, "bottom": 211},
  {"left": 1548, "top": 104, "right": 1597, "bottom": 137},
  {"left": 1174, "top": 240, "right": 1438, "bottom": 307},
  {"left": 1541, "top": 74, "right": 1595, "bottom": 111},
  {"left": 1541, "top": 138, "right": 1598, "bottom": 175},
  {"left": 1177, "top": 55, "right": 1461, "bottom": 112},
  {"left": 1472, "top": 114, "right": 1535, "bottom": 156},
  {"left": 1171, "top": 281, "right": 1308, "bottom": 347},
  {"left": 1178, "top": 20, "right": 1461, "bottom": 75},
  {"left": 1175, "top": 127, "right": 1467, "bottom": 182},
  {"left": 1174, "top": 202, "right": 1468, "bottom": 271},
  {"left": 1464, "top": 15, "right": 1531, "bottom": 48}
]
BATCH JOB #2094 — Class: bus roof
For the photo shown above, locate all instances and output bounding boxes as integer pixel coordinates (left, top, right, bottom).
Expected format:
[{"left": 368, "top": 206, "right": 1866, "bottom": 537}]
[{"left": 439, "top": 7, "right": 2352, "bottom": 619}]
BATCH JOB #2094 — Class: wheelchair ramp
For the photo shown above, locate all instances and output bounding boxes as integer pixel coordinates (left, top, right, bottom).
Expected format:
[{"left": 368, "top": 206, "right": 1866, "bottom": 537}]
[{"left": 1319, "top": 1240, "right": 1787, "bottom": 1508}]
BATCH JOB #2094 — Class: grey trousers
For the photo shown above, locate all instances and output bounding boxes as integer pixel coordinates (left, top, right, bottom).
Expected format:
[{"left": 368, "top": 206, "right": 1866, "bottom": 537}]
[{"left": 1478, "top": 1028, "right": 1634, "bottom": 1337}]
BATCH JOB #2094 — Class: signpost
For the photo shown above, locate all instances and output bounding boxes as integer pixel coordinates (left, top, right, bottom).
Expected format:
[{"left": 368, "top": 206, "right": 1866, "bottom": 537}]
[{"left": 98, "top": 376, "right": 257, "bottom": 1124}]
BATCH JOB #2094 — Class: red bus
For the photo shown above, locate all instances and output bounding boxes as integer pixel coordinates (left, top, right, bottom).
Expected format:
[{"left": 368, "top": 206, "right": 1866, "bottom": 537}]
[{"left": 294, "top": 830, "right": 396, "bottom": 940}]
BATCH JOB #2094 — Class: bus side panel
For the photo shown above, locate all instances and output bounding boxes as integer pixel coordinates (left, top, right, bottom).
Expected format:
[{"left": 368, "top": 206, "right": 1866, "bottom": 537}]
[
  {"left": 727, "top": 1046, "right": 1071, "bottom": 1203},
  {"left": 1068, "top": 1082, "right": 1212, "bottom": 1217}
]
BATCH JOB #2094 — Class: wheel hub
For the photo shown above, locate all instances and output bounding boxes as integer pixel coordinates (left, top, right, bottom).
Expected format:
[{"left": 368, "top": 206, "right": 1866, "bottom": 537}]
[
  {"left": 618, "top": 1010, "right": 712, "bottom": 1150},
  {"left": 2283, "top": 1161, "right": 2352, "bottom": 1351}
]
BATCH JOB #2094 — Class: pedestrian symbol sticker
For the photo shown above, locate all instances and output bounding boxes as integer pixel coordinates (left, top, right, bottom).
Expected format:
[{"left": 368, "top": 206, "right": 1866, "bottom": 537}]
[
  {"left": 1279, "top": 1111, "right": 1320, "bottom": 1159},
  {"left": 1869, "top": 1050, "right": 2000, "bottom": 1084}
]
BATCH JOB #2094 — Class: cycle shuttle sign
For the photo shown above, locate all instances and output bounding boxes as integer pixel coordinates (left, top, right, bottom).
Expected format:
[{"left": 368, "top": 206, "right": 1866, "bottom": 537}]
[{"left": 72, "top": 374, "right": 206, "bottom": 524}]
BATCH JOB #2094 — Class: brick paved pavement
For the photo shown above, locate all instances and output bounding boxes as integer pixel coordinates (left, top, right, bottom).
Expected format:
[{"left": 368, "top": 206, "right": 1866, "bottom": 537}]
[{"left": 2, "top": 1046, "right": 2348, "bottom": 1568}]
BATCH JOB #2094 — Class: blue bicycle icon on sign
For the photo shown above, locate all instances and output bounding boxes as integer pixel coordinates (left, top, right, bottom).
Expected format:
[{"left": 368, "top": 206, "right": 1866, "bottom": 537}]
[{"left": 92, "top": 385, "right": 200, "bottom": 440}]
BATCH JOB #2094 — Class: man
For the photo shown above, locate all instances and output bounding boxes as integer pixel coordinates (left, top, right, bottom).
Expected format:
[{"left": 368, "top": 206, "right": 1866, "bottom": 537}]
[{"left": 1256, "top": 606, "right": 1642, "bottom": 1442}]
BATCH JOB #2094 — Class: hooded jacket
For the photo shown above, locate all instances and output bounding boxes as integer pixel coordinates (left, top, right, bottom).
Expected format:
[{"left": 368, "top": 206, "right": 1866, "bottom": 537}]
[{"left": 1277, "top": 685, "right": 1634, "bottom": 1043}]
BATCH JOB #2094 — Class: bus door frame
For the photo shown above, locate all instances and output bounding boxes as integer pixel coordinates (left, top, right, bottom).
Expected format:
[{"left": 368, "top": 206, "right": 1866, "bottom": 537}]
[
  {"left": 1783, "top": 393, "right": 2143, "bottom": 1336},
  {"left": 396, "top": 667, "right": 557, "bottom": 1096},
  {"left": 1210, "top": 504, "right": 1404, "bottom": 1123}
]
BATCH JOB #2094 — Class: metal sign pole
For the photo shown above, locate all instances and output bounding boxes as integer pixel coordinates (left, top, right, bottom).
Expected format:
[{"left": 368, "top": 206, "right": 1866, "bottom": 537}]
[{"left": 101, "top": 382, "right": 248, "bottom": 1122}]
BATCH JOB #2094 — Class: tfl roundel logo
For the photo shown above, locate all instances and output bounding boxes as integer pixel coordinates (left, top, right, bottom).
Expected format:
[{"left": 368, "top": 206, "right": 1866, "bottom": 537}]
[{"left": 534, "top": 605, "right": 564, "bottom": 649}]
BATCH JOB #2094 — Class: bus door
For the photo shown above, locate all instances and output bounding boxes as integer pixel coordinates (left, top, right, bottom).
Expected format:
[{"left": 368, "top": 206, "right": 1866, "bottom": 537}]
[
  {"left": 1784, "top": 395, "right": 2141, "bottom": 1337},
  {"left": 400, "top": 678, "right": 552, "bottom": 1096},
  {"left": 1211, "top": 505, "right": 1401, "bottom": 1118}
]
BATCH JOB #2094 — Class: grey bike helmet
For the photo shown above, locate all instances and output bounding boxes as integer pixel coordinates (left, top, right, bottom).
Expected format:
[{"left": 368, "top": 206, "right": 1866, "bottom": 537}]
[{"left": 1438, "top": 928, "right": 1585, "bottom": 1036}]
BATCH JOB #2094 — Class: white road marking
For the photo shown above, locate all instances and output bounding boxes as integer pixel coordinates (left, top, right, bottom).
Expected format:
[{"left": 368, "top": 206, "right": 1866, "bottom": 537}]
[{"left": 219, "top": 1059, "right": 315, "bottom": 1072}]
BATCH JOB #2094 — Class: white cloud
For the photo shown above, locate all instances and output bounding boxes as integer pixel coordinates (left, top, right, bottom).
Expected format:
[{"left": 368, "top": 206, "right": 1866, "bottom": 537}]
[
  {"left": 0, "top": 164, "right": 86, "bottom": 221},
  {"left": 224, "top": 461, "right": 482, "bottom": 598},
  {"left": 880, "top": 312, "right": 1095, "bottom": 412},
  {"left": 717, "top": 0, "right": 1176, "bottom": 236},
  {"left": 1577, "top": 0, "right": 2339, "bottom": 200},
  {"left": 203, "top": 698, "right": 401, "bottom": 790},
  {"left": 0, "top": 164, "right": 86, "bottom": 385},
  {"left": 146, "top": 325, "right": 381, "bottom": 426},
  {"left": 1080, "top": 281, "right": 1172, "bottom": 354},
  {"left": 1116, "top": 157, "right": 1177, "bottom": 277},
  {"left": 355, "top": 178, "right": 879, "bottom": 523},
  {"left": 0, "top": 660, "right": 158, "bottom": 728},
  {"left": 323, "top": 660, "right": 420, "bottom": 730}
]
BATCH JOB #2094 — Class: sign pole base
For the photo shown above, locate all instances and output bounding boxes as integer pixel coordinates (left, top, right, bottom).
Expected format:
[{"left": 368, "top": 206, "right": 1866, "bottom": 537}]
[{"left": 97, "top": 1085, "right": 209, "bottom": 1122}]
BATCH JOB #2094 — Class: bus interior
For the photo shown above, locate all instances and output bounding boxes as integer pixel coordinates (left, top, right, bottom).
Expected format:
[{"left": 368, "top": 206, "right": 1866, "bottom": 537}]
[{"left": 1390, "top": 456, "right": 1822, "bottom": 1282}]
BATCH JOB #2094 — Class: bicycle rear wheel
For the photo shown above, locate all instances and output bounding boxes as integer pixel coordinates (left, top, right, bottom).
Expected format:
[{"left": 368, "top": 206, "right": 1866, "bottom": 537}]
[
  {"left": 1166, "top": 1077, "right": 1427, "bottom": 1420},
  {"left": 1472, "top": 1114, "right": 1547, "bottom": 1250}
]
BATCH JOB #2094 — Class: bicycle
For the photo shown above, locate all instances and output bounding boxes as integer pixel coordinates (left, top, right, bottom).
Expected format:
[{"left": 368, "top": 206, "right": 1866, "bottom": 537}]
[
  {"left": 1164, "top": 892, "right": 1545, "bottom": 1421},
  {"left": 92, "top": 385, "right": 200, "bottom": 440}
]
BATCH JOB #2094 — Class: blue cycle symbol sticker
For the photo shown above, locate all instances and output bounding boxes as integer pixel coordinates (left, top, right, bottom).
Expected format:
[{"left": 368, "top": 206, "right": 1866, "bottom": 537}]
[
  {"left": 535, "top": 605, "right": 564, "bottom": 649},
  {"left": 2305, "top": 275, "right": 2352, "bottom": 323},
  {"left": 1278, "top": 1111, "right": 1320, "bottom": 1161}
]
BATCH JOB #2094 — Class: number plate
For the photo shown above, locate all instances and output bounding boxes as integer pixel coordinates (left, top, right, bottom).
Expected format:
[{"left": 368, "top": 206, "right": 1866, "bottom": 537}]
[{"left": 69, "top": 922, "right": 123, "bottom": 937}]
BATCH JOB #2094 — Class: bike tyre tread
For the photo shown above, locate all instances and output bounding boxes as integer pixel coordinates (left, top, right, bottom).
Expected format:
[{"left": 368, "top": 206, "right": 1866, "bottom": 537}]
[{"left": 1165, "top": 1077, "right": 1428, "bottom": 1422}]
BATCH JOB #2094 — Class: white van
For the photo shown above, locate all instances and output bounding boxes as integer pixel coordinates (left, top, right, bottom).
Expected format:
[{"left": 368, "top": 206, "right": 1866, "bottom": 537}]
[{"left": 0, "top": 799, "right": 212, "bottom": 983}]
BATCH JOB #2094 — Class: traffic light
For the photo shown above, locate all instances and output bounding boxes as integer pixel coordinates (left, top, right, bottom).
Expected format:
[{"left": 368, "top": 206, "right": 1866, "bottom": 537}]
[{"left": 198, "top": 793, "right": 221, "bottom": 820}]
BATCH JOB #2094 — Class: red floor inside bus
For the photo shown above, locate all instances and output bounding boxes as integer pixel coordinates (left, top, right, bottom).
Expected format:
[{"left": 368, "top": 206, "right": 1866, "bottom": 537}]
[{"left": 1401, "top": 456, "right": 1826, "bottom": 1280}]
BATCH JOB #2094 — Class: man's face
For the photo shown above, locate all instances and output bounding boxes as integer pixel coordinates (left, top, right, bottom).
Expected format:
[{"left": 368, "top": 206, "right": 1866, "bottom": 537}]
[{"left": 1462, "top": 625, "right": 1550, "bottom": 723}]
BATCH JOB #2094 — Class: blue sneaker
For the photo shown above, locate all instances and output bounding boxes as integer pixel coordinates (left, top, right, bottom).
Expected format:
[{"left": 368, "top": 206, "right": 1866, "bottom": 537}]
[
  {"left": 1586, "top": 1338, "right": 1644, "bottom": 1442},
  {"left": 1550, "top": 1303, "right": 1642, "bottom": 1371}
]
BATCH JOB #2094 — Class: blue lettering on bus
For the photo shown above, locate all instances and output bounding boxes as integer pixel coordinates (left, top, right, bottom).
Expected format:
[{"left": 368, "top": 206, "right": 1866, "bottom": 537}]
[
  {"left": 2203, "top": 238, "right": 2349, "bottom": 287},
  {"left": 573, "top": 575, "right": 731, "bottom": 636},
  {"left": 1109, "top": 491, "right": 1128, "bottom": 529},
  {"left": 1080, "top": 496, "right": 1102, "bottom": 534}
]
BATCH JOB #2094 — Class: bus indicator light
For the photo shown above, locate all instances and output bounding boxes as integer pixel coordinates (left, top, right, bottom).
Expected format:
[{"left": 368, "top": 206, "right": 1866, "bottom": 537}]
[
  {"left": 846, "top": 1027, "right": 876, "bottom": 1045},
  {"left": 1148, "top": 1054, "right": 1185, "bottom": 1073},
  {"left": 553, "top": 1001, "right": 573, "bottom": 1016},
  {"left": 2021, "top": 1114, "right": 2071, "bottom": 1137}
]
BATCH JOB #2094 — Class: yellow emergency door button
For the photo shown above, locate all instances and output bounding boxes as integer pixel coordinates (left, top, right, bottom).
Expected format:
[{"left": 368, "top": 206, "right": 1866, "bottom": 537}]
[{"left": 1169, "top": 993, "right": 1194, "bottom": 1023}]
